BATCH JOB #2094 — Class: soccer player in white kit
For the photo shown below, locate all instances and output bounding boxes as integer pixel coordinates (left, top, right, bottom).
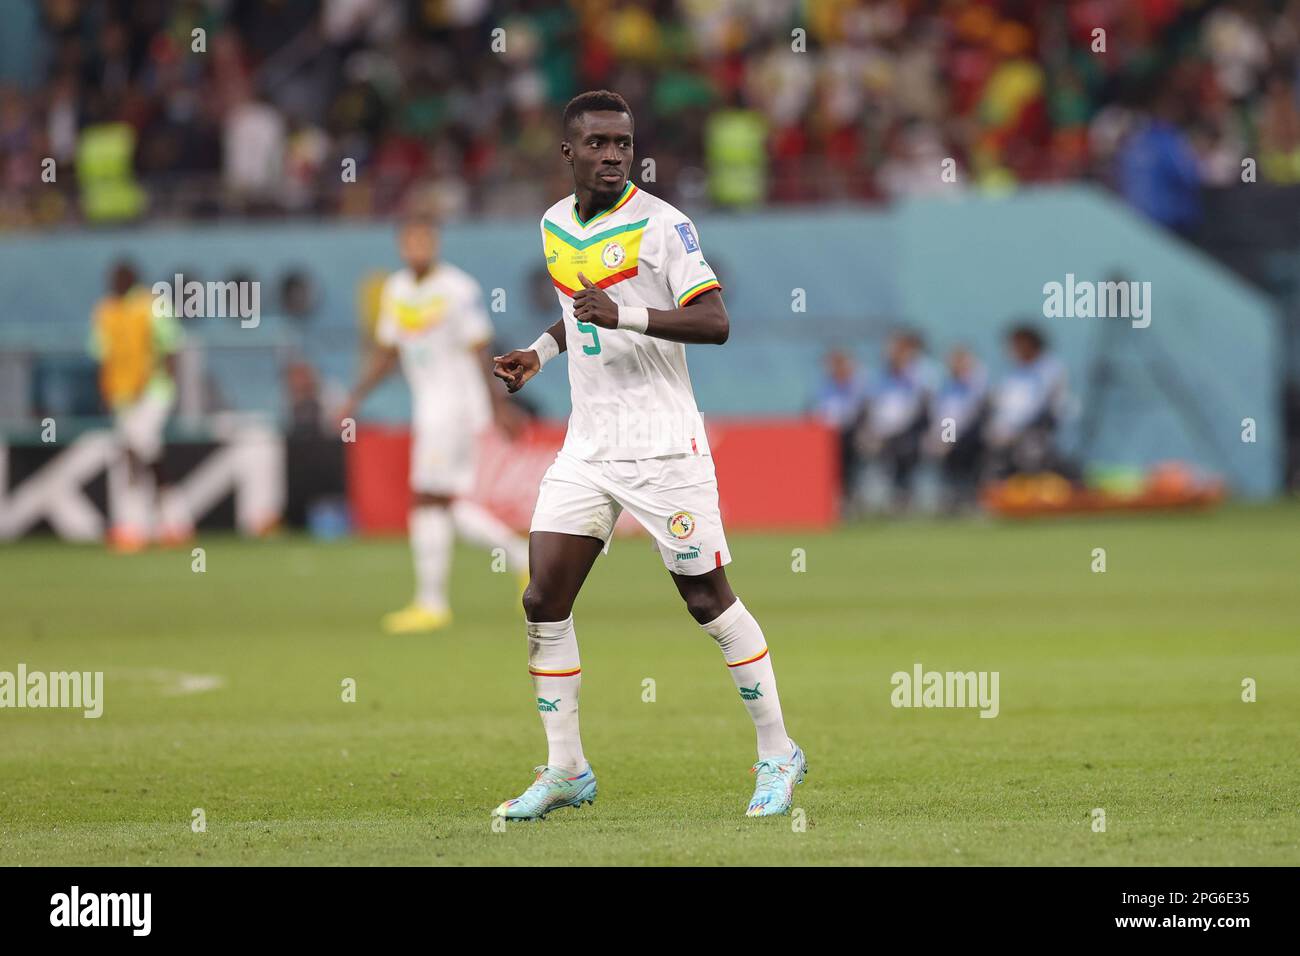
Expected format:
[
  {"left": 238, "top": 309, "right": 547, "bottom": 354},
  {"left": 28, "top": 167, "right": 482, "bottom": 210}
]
[
  {"left": 343, "top": 215, "right": 529, "bottom": 634},
  {"left": 491, "top": 91, "right": 806, "bottom": 819}
]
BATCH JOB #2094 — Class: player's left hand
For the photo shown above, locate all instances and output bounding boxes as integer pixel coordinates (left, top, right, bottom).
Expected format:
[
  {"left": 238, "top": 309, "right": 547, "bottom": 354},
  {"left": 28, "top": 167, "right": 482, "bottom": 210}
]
[
  {"left": 573, "top": 272, "right": 618, "bottom": 329},
  {"left": 493, "top": 349, "right": 540, "bottom": 393}
]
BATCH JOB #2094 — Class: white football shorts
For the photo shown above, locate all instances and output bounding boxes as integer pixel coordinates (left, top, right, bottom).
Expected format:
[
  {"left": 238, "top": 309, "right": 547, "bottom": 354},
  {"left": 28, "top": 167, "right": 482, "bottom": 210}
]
[
  {"left": 410, "top": 420, "right": 478, "bottom": 496},
  {"left": 114, "top": 390, "right": 171, "bottom": 463},
  {"left": 530, "top": 450, "right": 732, "bottom": 576}
]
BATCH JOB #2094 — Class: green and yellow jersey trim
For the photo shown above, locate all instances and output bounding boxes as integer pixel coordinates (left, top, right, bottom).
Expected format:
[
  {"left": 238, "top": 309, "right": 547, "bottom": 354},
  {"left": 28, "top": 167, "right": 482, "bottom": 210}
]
[
  {"left": 677, "top": 278, "right": 722, "bottom": 306},
  {"left": 544, "top": 217, "right": 648, "bottom": 251},
  {"left": 571, "top": 181, "right": 637, "bottom": 229},
  {"left": 543, "top": 216, "right": 650, "bottom": 298}
]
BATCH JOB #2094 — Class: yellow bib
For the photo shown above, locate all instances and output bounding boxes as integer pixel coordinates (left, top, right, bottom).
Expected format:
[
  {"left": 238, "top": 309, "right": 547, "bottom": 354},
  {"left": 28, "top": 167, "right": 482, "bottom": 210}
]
[{"left": 95, "top": 289, "right": 155, "bottom": 406}]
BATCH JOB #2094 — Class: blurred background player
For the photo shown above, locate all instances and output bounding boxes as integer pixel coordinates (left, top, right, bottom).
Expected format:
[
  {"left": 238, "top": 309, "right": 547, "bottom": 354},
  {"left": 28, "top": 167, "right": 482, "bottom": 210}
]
[
  {"left": 860, "top": 329, "right": 934, "bottom": 513},
  {"left": 926, "top": 346, "right": 989, "bottom": 514},
  {"left": 812, "top": 349, "right": 870, "bottom": 517},
  {"left": 341, "top": 214, "right": 528, "bottom": 634},
  {"left": 985, "top": 324, "right": 1074, "bottom": 480},
  {"left": 88, "top": 259, "right": 190, "bottom": 551}
]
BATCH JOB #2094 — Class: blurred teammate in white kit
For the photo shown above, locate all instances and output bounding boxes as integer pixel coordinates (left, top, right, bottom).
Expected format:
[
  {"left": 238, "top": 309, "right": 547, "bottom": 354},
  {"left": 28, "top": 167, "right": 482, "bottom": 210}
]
[{"left": 342, "top": 214, "right": 528, "bottom": 633}]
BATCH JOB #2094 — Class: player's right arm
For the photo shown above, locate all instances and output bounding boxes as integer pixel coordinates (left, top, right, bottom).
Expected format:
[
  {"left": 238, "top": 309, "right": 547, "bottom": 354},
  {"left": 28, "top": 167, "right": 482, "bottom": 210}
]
[
  {"left": 340, "top": 344, "right": 399, "bottom": 421},
  {"left": 494, "top": 218, "right": 568, "bottom": 394},
  {"left": 492, "top": 318, "right": 565, "bottom": 394},
  {"left": 152, "top": 296, "right": 184, "bottom": 385},
  {"left": 340, "top": 280, "right": 401, "bottom": 422}
]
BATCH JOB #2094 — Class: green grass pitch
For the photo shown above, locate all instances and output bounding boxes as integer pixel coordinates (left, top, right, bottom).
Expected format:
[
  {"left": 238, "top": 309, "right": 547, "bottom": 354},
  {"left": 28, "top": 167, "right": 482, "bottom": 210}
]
[{"left": 1, "top": 504, "right": 1298, "bottom": 866}]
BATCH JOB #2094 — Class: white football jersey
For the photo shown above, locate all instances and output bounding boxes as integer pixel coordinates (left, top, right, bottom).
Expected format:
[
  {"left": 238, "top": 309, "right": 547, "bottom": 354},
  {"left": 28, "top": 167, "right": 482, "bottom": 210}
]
[
  {"left": 540, "top": 183, "right": 722, "bottom": 460},
  {"left": 375, "top": 263, "right": 492, "bottom": 430}
]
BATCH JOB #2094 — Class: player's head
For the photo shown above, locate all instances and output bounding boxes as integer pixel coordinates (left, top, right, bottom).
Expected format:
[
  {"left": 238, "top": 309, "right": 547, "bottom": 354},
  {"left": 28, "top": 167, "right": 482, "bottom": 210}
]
[
  {"left": 107, "top": 259, "right": 138, "bottom": 297},
  {"left": 397, "top": 213, "right": 439, "bottom": 273},
  {"left": 825, "top": 349, "right": 855, "bottom": 383},
  {"left": 561, "top": 90, "right": 634, "bottom": 201},
  {"left": 886, "top": 328, "right": 921, "bottom": 369},
  {"left": 947, "top": 345, "right": 974, "bottom": 378},
  {"left": 1007, "top": 323, "right": 1046, "bottom": 363}
]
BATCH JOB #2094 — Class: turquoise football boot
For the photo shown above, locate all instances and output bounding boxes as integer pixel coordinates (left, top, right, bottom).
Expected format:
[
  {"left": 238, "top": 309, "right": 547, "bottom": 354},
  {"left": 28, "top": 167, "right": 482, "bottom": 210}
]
[
  {"left": 492, "top": 765, "right": 597, "bottom": 820},
  {"left": 745, "top": 742, "right": 807, "bottom": 817}
]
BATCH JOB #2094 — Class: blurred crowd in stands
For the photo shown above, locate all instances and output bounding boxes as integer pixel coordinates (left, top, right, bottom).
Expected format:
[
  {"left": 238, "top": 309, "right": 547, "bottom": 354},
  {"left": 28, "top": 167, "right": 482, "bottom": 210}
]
[
  {"left": 2, "top": 0, "right": 1299, "bottom": 229},
  {"left": 812, "top": 324, "right": 1072, "bottom": 514}
]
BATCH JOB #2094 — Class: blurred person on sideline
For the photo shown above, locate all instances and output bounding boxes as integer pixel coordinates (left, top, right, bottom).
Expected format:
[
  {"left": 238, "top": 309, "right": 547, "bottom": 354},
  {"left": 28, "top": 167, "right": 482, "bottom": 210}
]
[
  {"left": 985, "top": 324, "right": 1072, "bottom": 479},
  {"left": 859, "top": 330, "right": 934, "bottom": 513},
  {"left": 926, "top": 346, "right": 989, "bottom": 513},
  {"left": 285, "top": 359, "right": 331, "bottom": 438},
  {"left": 88, "top": 259, "right": 192, "bottom": 550},
  {"left": 812, "top": 350, "right": 870, "bottom": 515}
]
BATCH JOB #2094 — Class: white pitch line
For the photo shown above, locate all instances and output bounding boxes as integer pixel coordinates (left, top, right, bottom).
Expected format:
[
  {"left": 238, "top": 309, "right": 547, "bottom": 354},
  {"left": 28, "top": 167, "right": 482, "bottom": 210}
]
[{"left": 106, "top": 668, "right": 226, "bottom": 696}]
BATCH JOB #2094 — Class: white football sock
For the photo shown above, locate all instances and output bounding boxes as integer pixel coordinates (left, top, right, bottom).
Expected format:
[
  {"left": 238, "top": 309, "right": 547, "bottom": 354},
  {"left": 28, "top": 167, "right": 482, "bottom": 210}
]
[
  {"left": 527, "top": 615, "right": 586, "bottom": 773},
  {"left": 451, "top": 500, "right": 528, "bottom": 572},
  {"left": 409, "top": 505, "right": 452, "bottom": 612},
  {"left": 111, "top": 461, "right": 154, "bottom": 538},
  {"left": 158, "top": 486, "right": 193, "bottom": 536},
  {"left": 107, "top": 457, "right": 133, "bottom": 533},
  {"left": 701, "top": 598, "right": 793, "bottom": 759}
]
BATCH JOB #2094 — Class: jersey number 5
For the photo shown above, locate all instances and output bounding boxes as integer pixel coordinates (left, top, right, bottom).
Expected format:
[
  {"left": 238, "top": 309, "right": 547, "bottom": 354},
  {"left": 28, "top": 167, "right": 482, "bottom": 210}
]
[{"left": 576, "top": 320, "right": 602, "bottom": 355}]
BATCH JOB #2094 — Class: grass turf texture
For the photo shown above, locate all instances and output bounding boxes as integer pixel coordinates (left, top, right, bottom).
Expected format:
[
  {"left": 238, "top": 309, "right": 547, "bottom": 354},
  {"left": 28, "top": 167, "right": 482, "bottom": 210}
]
[{"left": 1, "top": 504, "right": 1297, "bottom": 866}]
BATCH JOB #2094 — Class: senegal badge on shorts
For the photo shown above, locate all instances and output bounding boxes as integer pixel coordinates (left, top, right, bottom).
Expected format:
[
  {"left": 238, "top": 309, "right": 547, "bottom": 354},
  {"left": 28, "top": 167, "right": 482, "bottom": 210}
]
[{"left": 667, "top": 511, "right": 695, "bottom": 539}]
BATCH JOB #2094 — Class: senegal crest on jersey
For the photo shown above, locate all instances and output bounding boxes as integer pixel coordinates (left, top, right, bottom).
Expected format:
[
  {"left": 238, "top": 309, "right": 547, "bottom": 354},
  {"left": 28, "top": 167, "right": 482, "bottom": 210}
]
[
  {"left": 601, "top": 240, "right": 626, "bottom": 269},
  {"left": 543, "top": 190, "right": 648, "bottom": 297}
]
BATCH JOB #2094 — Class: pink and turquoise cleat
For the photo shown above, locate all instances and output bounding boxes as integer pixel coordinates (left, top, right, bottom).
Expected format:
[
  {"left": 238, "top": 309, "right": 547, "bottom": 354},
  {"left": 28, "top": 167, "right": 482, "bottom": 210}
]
[
  {"left": 492, "top": 765, "right": 597, "bottom": 820},
  {"left": 745, "top": 742, "right": 807, "bottom": 817}
]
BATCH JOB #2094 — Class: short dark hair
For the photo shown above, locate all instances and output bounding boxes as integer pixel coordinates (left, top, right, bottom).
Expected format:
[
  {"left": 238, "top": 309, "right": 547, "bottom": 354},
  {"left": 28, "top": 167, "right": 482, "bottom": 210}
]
[
  {"left": 109, "top": 259, "right": 138, "bottom": 295},
  {"left": 1008, "top": 323, "right": 1046, "bottom": 351},
  {"left": 898, "top": 328, "right": 926, "bottom": 351},
  {"left": 563, "top": 90, "right": 633, "bottom": 137}
]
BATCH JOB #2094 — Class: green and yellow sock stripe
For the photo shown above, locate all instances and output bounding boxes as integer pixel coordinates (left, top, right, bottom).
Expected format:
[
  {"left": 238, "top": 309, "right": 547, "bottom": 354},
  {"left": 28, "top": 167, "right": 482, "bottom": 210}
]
[
  {"left": 572, "top": 182, "right": 637, "bottom": 229},
  {"left": 677, "top": 278, "right": 722, "bottom": 306}
]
